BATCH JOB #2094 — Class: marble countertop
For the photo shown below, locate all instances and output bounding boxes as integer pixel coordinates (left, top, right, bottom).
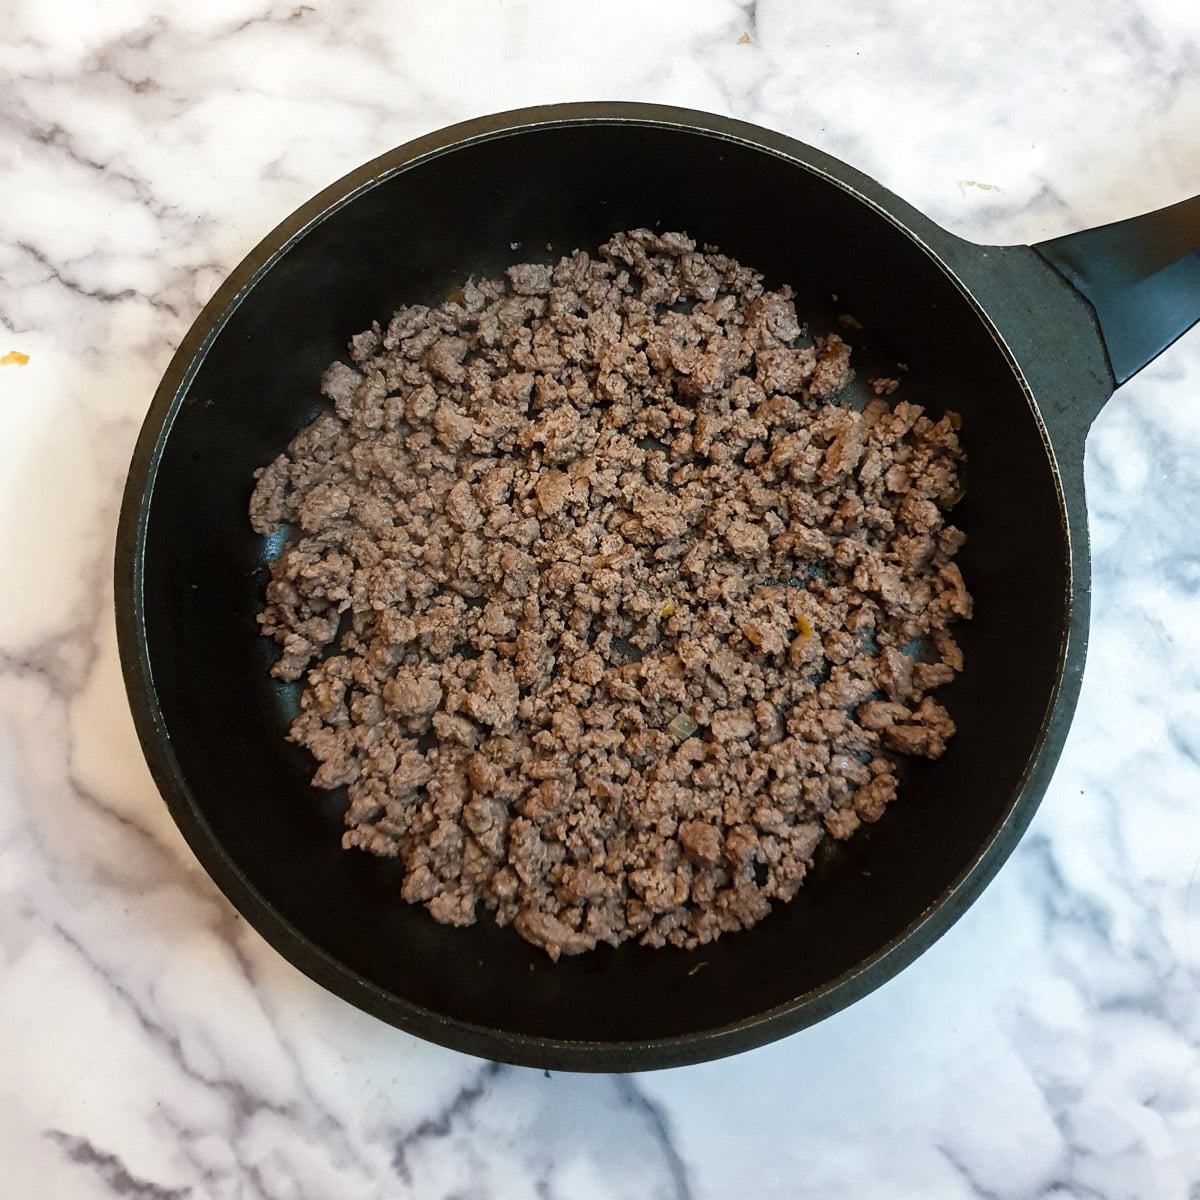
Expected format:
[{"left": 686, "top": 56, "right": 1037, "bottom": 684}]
[{"left": 4, "top": 1, "right": 1200, "bottom": 1196}]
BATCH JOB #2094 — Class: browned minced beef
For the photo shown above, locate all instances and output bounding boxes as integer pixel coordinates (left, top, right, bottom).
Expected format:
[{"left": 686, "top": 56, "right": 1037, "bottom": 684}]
[{"left": 249, "top": 230, "right": 972, "bottom": 960}]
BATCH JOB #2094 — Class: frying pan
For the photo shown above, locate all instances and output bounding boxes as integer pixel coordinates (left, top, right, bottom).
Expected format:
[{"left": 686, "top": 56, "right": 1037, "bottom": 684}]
[{"left": 115, "top": 103, "right": 1200, "bottom": 1071}]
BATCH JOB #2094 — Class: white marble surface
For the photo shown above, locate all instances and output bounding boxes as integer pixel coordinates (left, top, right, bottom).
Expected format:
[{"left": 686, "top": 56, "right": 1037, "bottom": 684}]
[{"left": 3, "top": 0, "right": 1200, "bottom": 1195}]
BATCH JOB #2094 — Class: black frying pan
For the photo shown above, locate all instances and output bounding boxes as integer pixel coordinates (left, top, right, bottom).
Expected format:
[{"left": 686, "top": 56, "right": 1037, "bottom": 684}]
[{"left": 115, "top": 104, "right": 1200, "bottom": 1071}]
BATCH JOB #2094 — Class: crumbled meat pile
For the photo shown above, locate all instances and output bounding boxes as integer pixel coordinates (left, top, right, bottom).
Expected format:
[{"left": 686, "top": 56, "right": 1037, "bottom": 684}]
[{"left": 249, "top": 230, "right": 972, "bottom": 960}]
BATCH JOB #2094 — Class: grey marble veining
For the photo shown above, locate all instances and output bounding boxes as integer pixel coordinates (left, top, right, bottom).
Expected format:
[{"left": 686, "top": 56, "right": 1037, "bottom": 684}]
[{"left": 2, "top": 1, "right": 1200, "bottom": 1196}]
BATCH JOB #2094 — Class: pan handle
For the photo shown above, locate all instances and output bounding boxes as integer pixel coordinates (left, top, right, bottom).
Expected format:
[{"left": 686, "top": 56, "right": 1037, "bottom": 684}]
[{"left": 1033, "top": 194, "right": 1200, "bottom": 387}]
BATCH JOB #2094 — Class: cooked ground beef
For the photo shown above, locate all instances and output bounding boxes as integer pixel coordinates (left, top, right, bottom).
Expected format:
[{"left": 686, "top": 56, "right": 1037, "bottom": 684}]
[{"left": 249, "top": 230, "right": 971, "bottom": 960}]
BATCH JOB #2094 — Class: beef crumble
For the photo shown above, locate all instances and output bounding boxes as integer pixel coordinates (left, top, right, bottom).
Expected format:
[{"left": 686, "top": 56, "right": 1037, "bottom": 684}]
[{"left": 249, "top": 230, "right": 971, "bottom": 960}]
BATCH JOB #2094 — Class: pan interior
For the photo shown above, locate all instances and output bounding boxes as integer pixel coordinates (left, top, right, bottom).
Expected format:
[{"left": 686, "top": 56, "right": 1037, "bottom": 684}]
[{"left": 138, "top": 123, "right": 1068, "bottom": 1048}]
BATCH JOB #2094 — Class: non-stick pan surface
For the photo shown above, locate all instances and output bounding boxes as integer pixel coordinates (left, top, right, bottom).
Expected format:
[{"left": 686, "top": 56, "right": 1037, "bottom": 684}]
[{"left": 116, "top": 104, "right": 1200, "bottom": 1070}]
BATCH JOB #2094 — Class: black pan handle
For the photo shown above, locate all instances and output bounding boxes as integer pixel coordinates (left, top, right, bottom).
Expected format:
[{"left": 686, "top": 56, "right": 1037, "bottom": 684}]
[{"left": 1034, "top": 194, "right": 1200, "bottom": 386}]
